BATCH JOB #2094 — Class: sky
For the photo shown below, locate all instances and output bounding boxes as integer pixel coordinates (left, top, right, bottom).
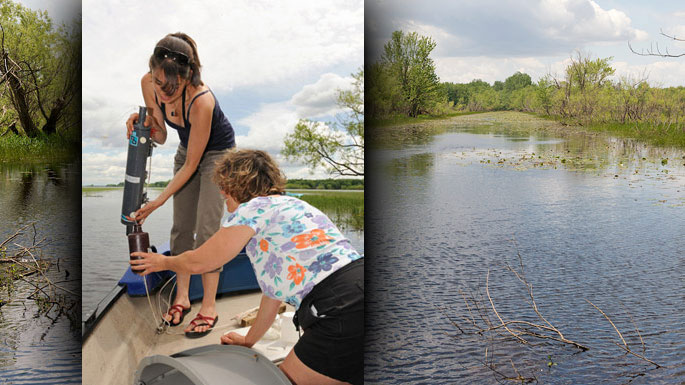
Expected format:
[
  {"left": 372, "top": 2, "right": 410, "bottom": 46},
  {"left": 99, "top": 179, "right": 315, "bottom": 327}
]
[
  {"left": 81, "top": 0, "right": 363, "bottom": 185},
  {"left": 15, "top": 0, "right": 80, "bottom": 27},
  {"left": 367, "top": 0, "right": 685, "bottom": 87}
]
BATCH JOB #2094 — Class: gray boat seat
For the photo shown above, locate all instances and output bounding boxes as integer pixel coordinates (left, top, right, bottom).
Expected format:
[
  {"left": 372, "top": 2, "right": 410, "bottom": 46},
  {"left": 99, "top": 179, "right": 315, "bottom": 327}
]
[{"left": 134, "top": 344, "right": 291, "bottom": 385}]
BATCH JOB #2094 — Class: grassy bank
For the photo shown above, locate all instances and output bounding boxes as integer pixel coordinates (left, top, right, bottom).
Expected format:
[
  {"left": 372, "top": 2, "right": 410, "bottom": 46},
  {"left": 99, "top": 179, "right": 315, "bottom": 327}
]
[
  {"left": 583, "top": 121, "right": 685, "bottom": 149},
  {"left": 368, "top": 111, "right": 484, "bottom": 128},
  {"left": 0, "top": 134, "right": 79, "bottom": 163},
  {"left": 82, "top": 186, "right": 122, "bottom": 193},
  {"left": 293, "top": 190, "right": 364, "bottom": 231},
  {"left": 372, "top": 110, "right": 685, "bottom": 150}
]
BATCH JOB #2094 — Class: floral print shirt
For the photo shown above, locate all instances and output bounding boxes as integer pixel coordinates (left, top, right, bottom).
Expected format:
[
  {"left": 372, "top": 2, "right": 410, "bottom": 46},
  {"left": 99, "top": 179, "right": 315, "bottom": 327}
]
[{"left": 222, "top": 195, "right": 362, "bottom": 309}]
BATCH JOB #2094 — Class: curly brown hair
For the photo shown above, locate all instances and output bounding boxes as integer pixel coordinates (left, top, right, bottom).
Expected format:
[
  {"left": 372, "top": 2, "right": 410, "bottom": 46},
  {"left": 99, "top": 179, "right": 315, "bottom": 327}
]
[{"left": 213, "top": 149, "right": 287, "bottom": 203}]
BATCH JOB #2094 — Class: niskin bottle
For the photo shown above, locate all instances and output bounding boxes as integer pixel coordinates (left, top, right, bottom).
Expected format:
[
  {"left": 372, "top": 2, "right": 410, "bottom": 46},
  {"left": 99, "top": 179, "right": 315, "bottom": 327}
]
[
  {"left": 128, "top": 224, "right": 150, "bottom": 274},
  {"left": 121, "top": 106, "right": 152, "bottom": 232}
]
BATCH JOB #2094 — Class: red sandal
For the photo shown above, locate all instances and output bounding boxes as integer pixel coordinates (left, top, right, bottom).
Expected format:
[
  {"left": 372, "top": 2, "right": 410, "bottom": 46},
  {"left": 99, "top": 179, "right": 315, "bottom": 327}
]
[
  {"left": 185, "top": 313, "right": 218, "bottom": 338},
  {"left": 163, "top": 304, "right": 190, "bottom": 326}
]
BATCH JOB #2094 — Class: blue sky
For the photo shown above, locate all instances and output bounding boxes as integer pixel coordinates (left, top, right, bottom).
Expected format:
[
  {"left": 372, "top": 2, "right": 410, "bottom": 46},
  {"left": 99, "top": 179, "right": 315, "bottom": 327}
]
[
  {"left": 367, "top": 0, "right": 685, "bottom": 87},
  {"left": 81, "top": 0, "right": 363, "bottom": 185}
]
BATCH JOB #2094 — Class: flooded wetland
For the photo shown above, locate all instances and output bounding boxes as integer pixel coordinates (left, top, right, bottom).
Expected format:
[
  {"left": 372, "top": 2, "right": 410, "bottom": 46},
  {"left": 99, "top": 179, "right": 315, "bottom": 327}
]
[
  {"left": 0, "top": 163, "right": 81, "bottom": 384},
  {"left": 365, "top": 112, "right": 684, "bottom": 384}
]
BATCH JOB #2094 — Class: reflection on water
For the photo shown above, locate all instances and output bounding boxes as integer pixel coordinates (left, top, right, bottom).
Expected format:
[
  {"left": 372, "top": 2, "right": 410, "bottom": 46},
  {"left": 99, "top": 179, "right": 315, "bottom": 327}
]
[
  {"left": 82, "top": 189, "right": 365, "bottom": 319},
  {"left": 0, "top": 162, "right": 81, "bottom": 383},
  {"left": 366, "top": 119, "right": 685, "bottom": 384}
]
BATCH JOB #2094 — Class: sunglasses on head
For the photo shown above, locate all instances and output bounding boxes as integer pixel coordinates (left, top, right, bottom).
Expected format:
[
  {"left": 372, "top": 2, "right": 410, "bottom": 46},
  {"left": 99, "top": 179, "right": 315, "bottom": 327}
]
[{"left": 154, "top": 46, "right": 190, "bottom": 66}]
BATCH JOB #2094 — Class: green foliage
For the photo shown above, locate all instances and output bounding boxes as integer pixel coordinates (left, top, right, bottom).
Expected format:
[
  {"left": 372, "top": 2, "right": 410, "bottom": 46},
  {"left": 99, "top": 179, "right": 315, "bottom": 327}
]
[
  {"left": 283, "top": 69, "right": 364, "bottom": 177},
  {"left": 440, "top": 52, "right": 685, "bottom": 148},
  {"left": 286, "top": 178, "right": 363, "bottom": 190},
  {"left": 0, "top": 132, "right": 78, "bottom": 162},
  {"left": 504, "top": 72, "right": 532, "bottom": 92},
  {"left": 367, "top": 30, "right": 447, "bottom": 119},
  {"left": 0, "top": 0, "right": 80, "bottom": 139},
  {"left": 114, "top": 178, "right": 365, "bottom": 191}
]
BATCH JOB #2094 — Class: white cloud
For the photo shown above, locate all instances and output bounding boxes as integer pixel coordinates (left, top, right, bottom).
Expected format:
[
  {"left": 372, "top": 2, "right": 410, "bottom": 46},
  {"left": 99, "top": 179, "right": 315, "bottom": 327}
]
[
  {"left": 536, "top": 0, "right": 646, "bottom": 42},
  {"left": 82, "top": 0, "right": 362, "bottom": 184},
  {"left": 368, "top": 0, "right": 646, "bottom": 58},
  {"left": 236, "top": 73, "right": 353, "bottom": 152},
  {"left": 235, "top": 102, "right": 299, "bottom": 154},
  {"left": 291, "top": 73, "right": 353, "bottom": 118},
  {"left": 436, "top": 56, "right": 547, "bottom": 84},
  {"left": 82, "top": 149, "right": 177, "bottom": 186},
  {"left": 612, "top": 60, "right": 685, "bottom": 87}
]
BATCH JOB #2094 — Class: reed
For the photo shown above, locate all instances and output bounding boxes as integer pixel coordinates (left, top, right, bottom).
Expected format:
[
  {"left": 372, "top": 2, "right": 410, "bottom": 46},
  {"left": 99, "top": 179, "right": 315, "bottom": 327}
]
[
  {"left": 297, "top": 191, "right": 364, "bottom": 231},
  {"left": 0, "top": 134, "right": 78, "bottom": 162}
]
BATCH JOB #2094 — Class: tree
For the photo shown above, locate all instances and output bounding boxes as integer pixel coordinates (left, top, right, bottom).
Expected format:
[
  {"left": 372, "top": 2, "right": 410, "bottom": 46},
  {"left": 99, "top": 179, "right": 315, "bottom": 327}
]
[
  {"left": 535, "top": 77, "right": 554, "bottom": 115},
  {"left": 0, "top": 0, "right": 80, "bottom": 137},
  {"left": 381, "top": 30, "right": 443, "bottom": 117},
  {"left": 366, "top": 61, "right": 403, "bottom": 119},
  {"left": 629, "top": 29, "right": 684, "bottom": 58},
  {"left": 504, "top": 72, "right": 532, "bottom": 92},
  {"left": 283, "top": 69, "right": 364, "bottom": 177}
]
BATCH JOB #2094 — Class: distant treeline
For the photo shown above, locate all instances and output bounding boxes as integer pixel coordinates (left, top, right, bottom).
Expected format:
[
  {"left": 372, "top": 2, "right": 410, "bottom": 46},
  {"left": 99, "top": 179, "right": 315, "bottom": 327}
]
[
  {"left": 443, "top": 54, "right": 685, "bottom": 131},
  {"left": 368, "top": 30, "right": 685, "bottom": 146},
  {"left": 286, "top": 179, "right": 363, "bottom": 190},
  {"left": 104, "top": 179, "right": 364, "bottom": 190}
]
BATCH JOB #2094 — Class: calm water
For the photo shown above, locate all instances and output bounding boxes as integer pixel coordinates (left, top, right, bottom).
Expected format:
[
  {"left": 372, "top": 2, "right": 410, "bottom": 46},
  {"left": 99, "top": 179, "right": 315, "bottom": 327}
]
[
  {"left": 366, "top": 121, "right": 685, "bottom": 384},
  {"left": 82, "top": 189, "right": 364, "bottom": 319},
  {"left": 0, "top": 163, "right": 81, "bottom": 384}
]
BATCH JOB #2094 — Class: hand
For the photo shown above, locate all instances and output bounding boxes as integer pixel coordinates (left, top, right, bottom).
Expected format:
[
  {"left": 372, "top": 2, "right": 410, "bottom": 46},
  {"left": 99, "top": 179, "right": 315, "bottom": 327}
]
[
  {"left": 133, "top": 198, "right": 163, "bottom": 224},
  {"left": 130, "top": 251, "right": 167, "bottom": 275},
  {"left": 125, "top": 112, "right": 158, "bottom": 138},
  {"left": 220, "top": 332, "right": 251, "bottom": 347}
]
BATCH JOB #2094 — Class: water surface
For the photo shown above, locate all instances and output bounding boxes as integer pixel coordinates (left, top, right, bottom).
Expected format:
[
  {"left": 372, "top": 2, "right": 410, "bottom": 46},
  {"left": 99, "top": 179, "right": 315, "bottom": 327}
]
[
  {"left": 0, "top": 163, "right": 81, "bottom": 384},
  {"left": 366, "top": 118, "right": 685, "bottom": 384},
  {"left": 82, "top": 189, "right": 364, "bottom": 319}
]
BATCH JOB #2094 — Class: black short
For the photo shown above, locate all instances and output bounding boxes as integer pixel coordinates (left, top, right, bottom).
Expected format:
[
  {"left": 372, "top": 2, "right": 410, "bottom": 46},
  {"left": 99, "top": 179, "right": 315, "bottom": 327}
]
[{"left": 293, "top": 258, "right": 364, "bottom": 385}]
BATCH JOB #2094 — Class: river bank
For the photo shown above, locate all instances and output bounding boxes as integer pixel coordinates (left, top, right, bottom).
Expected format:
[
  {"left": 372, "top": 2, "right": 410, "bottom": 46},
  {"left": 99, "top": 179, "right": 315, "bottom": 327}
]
[
  {"left": 0, "top": 133, "right": 79, "bottom": 163},
  {"left": 370, "top": 111, "right": 685, "bottom": 150}
]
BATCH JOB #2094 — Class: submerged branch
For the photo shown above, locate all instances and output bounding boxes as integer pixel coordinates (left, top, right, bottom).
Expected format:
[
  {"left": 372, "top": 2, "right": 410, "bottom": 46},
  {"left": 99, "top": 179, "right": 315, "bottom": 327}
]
[{"left": 1, "top": 223, "right": 79, "bottom": 325}]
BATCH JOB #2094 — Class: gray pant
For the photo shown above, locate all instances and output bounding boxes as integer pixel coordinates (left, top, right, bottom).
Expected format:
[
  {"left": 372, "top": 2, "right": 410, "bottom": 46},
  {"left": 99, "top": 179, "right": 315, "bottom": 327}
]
[{"left": 171, "top": 145, "right": 228, "bottom": 271}]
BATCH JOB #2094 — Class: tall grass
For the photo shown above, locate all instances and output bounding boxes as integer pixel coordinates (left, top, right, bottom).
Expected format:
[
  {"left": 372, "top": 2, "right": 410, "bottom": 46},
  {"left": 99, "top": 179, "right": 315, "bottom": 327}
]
[
  {"left": 298, "top": 191, "right": 364, "bottom": 231},
  {"left": 586, "top": 121, "right": 685, "bottom": 149},
  {"left": 0, "top": 133, "right": 79, "bottom": 162}
]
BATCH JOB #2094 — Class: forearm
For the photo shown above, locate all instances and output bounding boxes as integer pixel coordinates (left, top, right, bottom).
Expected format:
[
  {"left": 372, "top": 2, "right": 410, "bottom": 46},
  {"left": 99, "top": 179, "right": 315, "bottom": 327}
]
[
  {"left": 165, "top": 249, "right": 207, "bottom": 275},
  {"left": 244, "top": 295, "right": 282, "bottom": 347},
  {"left": 155, "top": 164, "right": 197, "bottom": 205},
  {"left": 148, "top": 115, "right": 167, "bottom": 144},
  {"left": 165, "top": 226, "right": 253, "bottom": 274}
]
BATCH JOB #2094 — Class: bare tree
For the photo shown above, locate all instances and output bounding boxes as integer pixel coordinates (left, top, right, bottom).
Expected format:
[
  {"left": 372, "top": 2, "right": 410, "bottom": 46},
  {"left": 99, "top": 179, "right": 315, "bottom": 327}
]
[{"left": 629, "top": 29, "right": 685, "bottom": 58}]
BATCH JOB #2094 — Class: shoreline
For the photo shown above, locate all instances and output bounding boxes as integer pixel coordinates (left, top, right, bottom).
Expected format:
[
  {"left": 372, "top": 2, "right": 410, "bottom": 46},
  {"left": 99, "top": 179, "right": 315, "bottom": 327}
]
[{"left": 370, "top": 111, "right": 685, "bottom": 150}]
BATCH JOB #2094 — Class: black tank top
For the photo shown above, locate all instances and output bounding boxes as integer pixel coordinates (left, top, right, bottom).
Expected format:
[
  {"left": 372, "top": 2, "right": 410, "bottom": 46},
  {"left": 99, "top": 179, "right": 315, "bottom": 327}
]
[{"left": 157, "top": 86, "right": 235, "bottom": 151}]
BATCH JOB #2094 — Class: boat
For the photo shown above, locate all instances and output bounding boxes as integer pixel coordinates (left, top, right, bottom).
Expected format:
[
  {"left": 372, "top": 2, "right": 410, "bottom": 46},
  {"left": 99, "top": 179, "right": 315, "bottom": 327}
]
[{"left": 82, "top": 244, "right": 297, "bottom": 385}]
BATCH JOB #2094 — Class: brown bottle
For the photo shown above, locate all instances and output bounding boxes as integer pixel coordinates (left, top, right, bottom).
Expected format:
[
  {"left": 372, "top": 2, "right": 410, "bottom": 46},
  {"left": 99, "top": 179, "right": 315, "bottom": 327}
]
[{"left": 128, "top": 224, "right": 149, "bottom": 275}]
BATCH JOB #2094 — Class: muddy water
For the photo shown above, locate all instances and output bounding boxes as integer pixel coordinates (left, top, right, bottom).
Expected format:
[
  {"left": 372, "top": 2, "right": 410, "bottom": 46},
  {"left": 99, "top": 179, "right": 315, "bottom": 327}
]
[
  {"left": 366, "top": 114, "right": 685, "bottom": 384},
  {"left": 0, "top": 163, "right": 81, "bottom": 383}
]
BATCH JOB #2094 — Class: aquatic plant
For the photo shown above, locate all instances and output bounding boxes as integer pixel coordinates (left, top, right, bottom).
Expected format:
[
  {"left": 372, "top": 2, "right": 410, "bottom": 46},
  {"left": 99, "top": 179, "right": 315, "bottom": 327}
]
[{"left": 0, "top": 223, "right": 79, "bottom": 328}]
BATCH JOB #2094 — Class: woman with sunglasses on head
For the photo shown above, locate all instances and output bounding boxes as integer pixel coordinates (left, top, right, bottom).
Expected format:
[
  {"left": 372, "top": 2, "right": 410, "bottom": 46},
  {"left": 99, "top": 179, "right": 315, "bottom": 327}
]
[{"left": 125, "top": 32, "right": 235, "bottom": 337}]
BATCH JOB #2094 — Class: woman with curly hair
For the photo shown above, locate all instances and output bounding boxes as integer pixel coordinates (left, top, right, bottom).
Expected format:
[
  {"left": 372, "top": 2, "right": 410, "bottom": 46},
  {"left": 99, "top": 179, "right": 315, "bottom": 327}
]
[{"left": 132, "top": 149, "right": 364, "bottom": 385}]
